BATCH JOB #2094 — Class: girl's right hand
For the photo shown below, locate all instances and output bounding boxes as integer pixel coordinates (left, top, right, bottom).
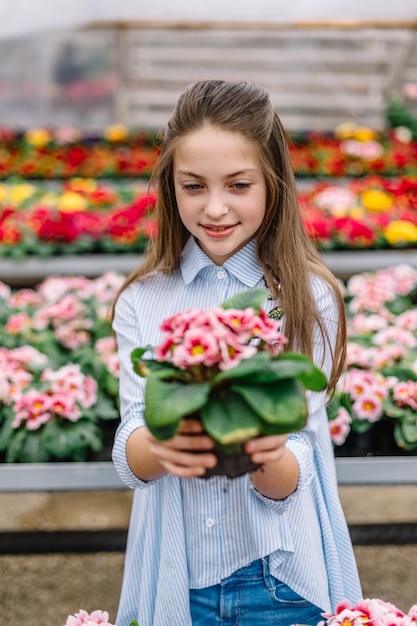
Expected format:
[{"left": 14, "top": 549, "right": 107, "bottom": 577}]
[{"left": 146, "top": 419, "right": 218, "bottom": 478}]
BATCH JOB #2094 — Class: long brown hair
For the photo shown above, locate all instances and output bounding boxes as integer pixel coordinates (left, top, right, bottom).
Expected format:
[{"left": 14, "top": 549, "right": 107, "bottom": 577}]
[{"left": 115, "top": 80, "right": 346, "bottom": 393}]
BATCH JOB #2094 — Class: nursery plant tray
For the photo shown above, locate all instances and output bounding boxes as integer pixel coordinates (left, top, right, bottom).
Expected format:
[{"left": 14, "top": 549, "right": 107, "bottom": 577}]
[{"left": 1, "top": 457, "right": 417, "bottom": 491}]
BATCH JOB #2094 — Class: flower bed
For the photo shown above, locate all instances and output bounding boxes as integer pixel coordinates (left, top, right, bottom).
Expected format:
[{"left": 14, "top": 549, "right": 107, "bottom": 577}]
[
  {"left": 0, "top": 273, "right": 122, "bottom": 462},
  {"left": 2, "top": 265, "right": 417, "bottom": 463},
  {"left": 1, "top": 175, "right": 417, "bottom": 259},
  {"left": 1, "top": 124, "right": 416, "bottom": 180},
  {"left": 329, "top": 264, "right": 417, "bottom": 456},
  {"left": 299, "top": 176, "right": 417, "bottom": 250},
  {"left": 0, "top": 179, "right": 156, "bottom": 259}
]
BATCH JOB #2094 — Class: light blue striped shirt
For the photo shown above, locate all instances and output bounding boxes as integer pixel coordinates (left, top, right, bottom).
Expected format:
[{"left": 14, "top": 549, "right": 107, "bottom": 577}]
[{"left": 112, "top": 236, "right": 362, "bottom": 626}]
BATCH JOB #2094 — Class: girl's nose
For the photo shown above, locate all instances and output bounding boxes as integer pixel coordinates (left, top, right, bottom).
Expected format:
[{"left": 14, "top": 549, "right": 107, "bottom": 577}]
[{"left": 203, "top": 194, "right": 229, "bottom": 219}]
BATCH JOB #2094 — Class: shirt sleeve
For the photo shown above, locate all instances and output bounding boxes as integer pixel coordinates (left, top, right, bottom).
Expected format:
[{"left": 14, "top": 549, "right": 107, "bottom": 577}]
[
  {"left": 249, "top": 274, "right": 339, "bottom": 511},
  {"left": 112, "top": 286, "right": 162, "bottom": 489}
]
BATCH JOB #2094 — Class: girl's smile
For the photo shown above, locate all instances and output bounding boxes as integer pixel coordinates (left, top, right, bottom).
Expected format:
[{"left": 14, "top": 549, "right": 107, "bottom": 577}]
[{"left": 173, "top": 125, "right": 267, "bottom": 265}]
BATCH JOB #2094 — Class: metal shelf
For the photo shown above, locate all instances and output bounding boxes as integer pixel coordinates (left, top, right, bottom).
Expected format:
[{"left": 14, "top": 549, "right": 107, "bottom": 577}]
[
  {"left": 2, "top": 250, "right": 417, "bottom": 285},
  {"left": 1, "top": 457, "right": 416, "bottom": 491}
]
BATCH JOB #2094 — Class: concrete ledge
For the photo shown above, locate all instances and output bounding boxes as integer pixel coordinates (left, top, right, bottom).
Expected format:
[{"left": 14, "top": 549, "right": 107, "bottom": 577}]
[{"left": 1, "top": 457, "right": 417, "bottom": 492}]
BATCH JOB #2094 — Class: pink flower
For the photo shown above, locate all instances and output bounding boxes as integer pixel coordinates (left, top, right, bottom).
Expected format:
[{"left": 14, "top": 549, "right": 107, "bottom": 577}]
[
  {"left": 12, "top": 390, "right": 53, "bottom": 430},
  {"left": 329, "top": 407, "right": 352, "bottom": 445},
  {"left": 352, "top": 393, "right": 383, "bottom": 422},
  {"left": 392, "top": 381, "right": 417, "bottom": 411},
  {"left": 341, "top": 139, "right": 383, "bottom": 160},
  {"left": 49, "top": 393, "right": 81, "bottom": 421},
  {"left": 7, "top": 288, "right": 42, "bottom": 308},
  {"left": 8, "top": 346, "right": 48, "bottom": 368},
  {"left": 170, "top": 328, "right": 221, "bottom": 368},
  {"left": 63, "top": 609, "right": 115, "bottom": 626},
  {"left": 5, "top": 312, "right": 31, "bottom": 333}
]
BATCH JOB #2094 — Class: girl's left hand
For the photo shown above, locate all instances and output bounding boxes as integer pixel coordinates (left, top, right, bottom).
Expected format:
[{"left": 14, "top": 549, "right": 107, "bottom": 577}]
[{"left": 244, "top": 433, "right": 289, "bottom": 466}]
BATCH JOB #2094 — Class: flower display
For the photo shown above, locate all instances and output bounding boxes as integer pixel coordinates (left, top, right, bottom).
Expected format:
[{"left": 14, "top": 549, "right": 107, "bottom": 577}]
[
  {"left": 0, "top": 127, "right": 159, "bottom": 179},
  {"left": 1, "top": 125, "right": 416, "bottom": 180},
  {"left": 131, "top": 288, "right": 327, "bottom": 477},
  {"left": 0, "top": 273, "right": 123, "bottom": 462},
  {"left": 1, "top": 175, "right": 417, "bottom": 257},
  {"left": 0, "top": 179, "right": 157, "bottom": 258},
  {"left": 327, "top": 264, "right": 417, "bottom": 453},
  {"left": 299, "top": 176, "right": 417, "bottom": 250}
]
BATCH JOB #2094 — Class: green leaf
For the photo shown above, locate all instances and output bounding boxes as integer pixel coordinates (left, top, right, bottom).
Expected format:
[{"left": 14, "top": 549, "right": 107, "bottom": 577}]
[
  {"left": 399, "top": 419, "right": 417, "bottom": 444},
  {"left": 131, "top": 348, "right": 186, "bottom": 380},
  {"left": 7, "top": 429, "right": 50, "bottom": 463},
  {"left": 232, "top": 378, "right": 308, "bottom": 435},
  {"left": 213, "top": 351, "right": 327, "bottom": 392},
  {"left": 144, "top": 377, "right": 211, "bottom": 440},
  {"left": 201, "top": 389, "right": 261, "bottom": 446},
  {"left": 93, "top": 395, "right": 119, "bottom": 421},
  {"left": 381, "top": 365, "right": 417, "bottom": 383},
  {"left": 394, "top": 422, "right": 417, "bottom": 451},
  {"left": 213, "top": 352, "right": 273, "bottom": 384},
  {"left": 221, "top": 288, "right": 269, "bottom": 311},
  {"left": 272, "top": 353, "right": 327, "bottom": 391}
]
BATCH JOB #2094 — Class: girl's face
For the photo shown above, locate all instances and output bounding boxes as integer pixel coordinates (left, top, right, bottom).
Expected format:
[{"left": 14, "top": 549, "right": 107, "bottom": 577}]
[{"left": 173, "top": 125, "right": 267, "bottom": 265}]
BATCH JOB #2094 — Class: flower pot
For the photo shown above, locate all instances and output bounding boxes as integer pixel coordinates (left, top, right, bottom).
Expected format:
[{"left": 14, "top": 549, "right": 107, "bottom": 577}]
[{"left": 202, "top": 443, "right": 262, "bottom": 479}]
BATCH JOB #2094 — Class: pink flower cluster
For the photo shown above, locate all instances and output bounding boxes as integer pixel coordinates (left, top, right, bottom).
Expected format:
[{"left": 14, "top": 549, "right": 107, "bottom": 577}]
[
  {"left": 155, "top": 306, "right": 285, "bottom": 372},
  {"left": 3, "top": 272, "right": 124, "bottom": 351},
  {"left": 63, "top": 609, "right": 115, "bottom": 626},
  {"left": 0, "top": 350, "right": 98, "bottom": 431},
  {"left": 320, "top": 598, "right": 417, "bottom": 626}
]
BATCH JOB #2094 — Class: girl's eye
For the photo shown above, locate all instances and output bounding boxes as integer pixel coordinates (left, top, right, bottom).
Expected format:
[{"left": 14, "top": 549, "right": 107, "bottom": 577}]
[
  {"left": 183, "top": 183, "right": 202, "bottom": 191},
  {"left": 233, "top": 182, "right": 250, "bottom": 190}
]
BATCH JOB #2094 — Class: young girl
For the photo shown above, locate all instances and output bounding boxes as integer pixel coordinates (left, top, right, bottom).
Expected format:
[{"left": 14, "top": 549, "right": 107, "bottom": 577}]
[{"left": 112, "top": 80, "right": 362, "bottom": 626}]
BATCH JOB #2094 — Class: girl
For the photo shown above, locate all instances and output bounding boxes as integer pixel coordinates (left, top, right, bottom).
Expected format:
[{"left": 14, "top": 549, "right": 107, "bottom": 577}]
[{"left": 112, "top": 80, "right": 362, "bottom": 626}]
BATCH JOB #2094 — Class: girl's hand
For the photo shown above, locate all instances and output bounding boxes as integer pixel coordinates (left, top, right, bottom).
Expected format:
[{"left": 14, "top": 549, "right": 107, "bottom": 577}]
[
  {"left": 244, "top": 433, "right": 289, "bottom": 466},
  {"left": 146, "top": 418, "right": 217, "bottom": 478}
]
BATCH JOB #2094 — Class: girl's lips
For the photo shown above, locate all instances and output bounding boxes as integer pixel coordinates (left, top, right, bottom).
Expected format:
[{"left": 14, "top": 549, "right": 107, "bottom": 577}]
[{"left": 201, "top": 224, "right": 237, "bottom": 238}]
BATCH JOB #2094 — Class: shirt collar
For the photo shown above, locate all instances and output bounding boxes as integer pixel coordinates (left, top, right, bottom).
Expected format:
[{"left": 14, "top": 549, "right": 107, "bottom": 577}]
[{"left": 181, "top": 237, "right": 264, "bottom": 287}]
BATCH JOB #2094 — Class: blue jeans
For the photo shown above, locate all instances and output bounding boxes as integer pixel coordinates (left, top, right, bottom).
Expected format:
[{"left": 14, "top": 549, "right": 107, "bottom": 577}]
[{"left": 189, "top": 558, "right": 324, "bottom": 625}]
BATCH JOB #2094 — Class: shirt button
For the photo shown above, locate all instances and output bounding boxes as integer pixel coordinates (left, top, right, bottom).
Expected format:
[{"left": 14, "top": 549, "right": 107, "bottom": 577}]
[
  {"left": 206, "top": 518, "right": 215, "bottom": 528},
  {"left": 216, "top": 270, "right": 225, "bottom": 280}
]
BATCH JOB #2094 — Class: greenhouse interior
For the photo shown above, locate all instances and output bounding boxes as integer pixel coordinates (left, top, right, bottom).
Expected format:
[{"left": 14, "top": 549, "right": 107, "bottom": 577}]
[{"left": 1, "top": 2, "right": 417, "bottom": 625}]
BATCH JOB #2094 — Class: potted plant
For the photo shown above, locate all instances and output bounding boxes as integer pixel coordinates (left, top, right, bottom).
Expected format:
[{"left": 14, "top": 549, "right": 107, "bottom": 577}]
[{"left": 131, "top": 288, "right": 327, "bottom": 478}]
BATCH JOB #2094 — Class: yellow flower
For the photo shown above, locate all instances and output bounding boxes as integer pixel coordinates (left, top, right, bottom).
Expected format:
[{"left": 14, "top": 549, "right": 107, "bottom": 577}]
[
  {"left": 352, "top": 126, "right": 377, "bottom": 142},
  {"left": 39, "top": 192, "right": 58, "bottom": 207},
  {"left": 9, "top": 183, "right": 37, "bottom": 206},
  {"left": 67, "top": 177, "right": 97, "bottom": 193},
  {"left": 384, "top": 220, "right": 417, "bottom": 245},
  {"left": 0, "top": 184, "right": 7, "bottom": 203},
  {"left": 104, "top": 124, "right": 129, "bottom": 142},
  {"left": 334, "top": 122, "right": 358, "bottom": 140},
  {"left": 24, "top": 128, "right": 52, "bottom": 148},
  {"left": 57, "top": 191, "right": 88, "bottom": 212},
  {"left": 361, "top": 189, "right": 394, "bottom": 212},
  {"left": 349, "top": 206, "right": 365, "bottom": 220}
]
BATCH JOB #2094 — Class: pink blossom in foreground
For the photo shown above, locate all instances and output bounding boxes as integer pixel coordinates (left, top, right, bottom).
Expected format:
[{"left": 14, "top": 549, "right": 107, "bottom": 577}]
[
  {"left": 155, "top": 305, "right": 282, "bottom": 372},
  {"left": 62, "top": 609, "right": 115, "bottom": 626},
  {"left": 320, "top": 598, "right": 417, "bottom": 626}
]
